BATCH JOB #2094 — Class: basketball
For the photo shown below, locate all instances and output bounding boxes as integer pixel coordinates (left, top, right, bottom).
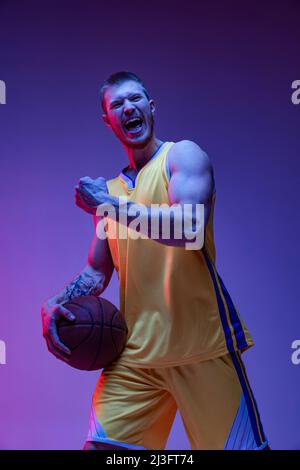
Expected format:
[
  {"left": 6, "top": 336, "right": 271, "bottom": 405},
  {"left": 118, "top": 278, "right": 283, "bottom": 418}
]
[{"left": 57, "top": 295, "right": 128, "bottom": 371}]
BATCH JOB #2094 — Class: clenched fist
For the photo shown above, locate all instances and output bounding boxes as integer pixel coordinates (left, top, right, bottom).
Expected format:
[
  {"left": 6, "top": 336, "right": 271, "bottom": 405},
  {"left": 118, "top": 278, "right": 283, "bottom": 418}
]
[{"left": 75, "top": 176, "right": 109, "bottom": 215}]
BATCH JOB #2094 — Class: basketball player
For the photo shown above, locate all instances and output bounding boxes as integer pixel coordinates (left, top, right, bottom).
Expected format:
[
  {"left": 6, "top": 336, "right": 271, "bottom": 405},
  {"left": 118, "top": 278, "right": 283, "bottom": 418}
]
[{"left": 41, "top": 71, "right": 269, "bottom": 450}]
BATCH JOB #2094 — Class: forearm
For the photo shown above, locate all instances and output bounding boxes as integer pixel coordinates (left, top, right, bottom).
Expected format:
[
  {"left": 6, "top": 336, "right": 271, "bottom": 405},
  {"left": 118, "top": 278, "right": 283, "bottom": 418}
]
[
  {"left": 46, "top": 264, "right": 108, "bottom": 307},
  {"left": 98, "top": 195, "right": 204, "bottom": 249}
]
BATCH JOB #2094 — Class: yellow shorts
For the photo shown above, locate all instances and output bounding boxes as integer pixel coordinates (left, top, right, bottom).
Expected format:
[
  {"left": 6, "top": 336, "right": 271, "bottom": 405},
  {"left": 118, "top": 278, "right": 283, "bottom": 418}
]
[{"left": 84, "top": 351, "right": 268, "bottom": 450}]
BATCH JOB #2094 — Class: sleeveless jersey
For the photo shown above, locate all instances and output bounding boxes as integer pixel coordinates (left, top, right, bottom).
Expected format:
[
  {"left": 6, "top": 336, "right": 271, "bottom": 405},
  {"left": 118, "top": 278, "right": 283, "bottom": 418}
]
[{"left": 105, "top": 141, "right": 254, "bottom": 367}]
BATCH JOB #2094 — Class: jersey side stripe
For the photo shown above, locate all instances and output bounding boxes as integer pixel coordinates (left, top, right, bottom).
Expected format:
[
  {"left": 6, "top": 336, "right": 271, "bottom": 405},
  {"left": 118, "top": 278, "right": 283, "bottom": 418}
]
[
  {"left": 229, "top": 351, "right": 267, "bottom": 447},
  {"left": 202, "top": 249, "right": 249, "bottom": 351}
]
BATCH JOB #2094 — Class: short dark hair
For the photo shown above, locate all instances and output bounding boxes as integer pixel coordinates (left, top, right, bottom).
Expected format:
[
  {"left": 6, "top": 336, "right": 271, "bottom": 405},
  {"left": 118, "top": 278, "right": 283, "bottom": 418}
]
[{"left": 99, "top": 71, "right": 150, "bottom": 112}]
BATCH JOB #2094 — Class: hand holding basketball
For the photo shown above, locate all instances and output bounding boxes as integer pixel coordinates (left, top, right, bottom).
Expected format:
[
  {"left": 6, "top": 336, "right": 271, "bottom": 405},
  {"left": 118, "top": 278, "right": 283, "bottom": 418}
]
[
  {"left": 43, "top": 296, "right": 128, "bottom": 371},
  {"left": 41, "top": 301, "right": 76, "bottom": 361}
]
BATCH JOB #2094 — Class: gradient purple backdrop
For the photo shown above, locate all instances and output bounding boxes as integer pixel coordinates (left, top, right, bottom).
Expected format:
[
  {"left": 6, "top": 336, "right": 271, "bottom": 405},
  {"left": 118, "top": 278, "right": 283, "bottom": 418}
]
[{"left": 0, "top": 0, "right": 299, "bottom": 450}]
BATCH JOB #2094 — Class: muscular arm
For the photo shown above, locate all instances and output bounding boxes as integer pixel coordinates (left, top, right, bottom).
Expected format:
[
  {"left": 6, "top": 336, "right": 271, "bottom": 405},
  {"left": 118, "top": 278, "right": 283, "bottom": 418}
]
[
  {"left": 42, "top": 216, "right": 114, "bottom": 358},
  {"left": 99, "top": 140, "right": 215, "bottom": 249},
  {"left": 167, "top": 140, "right": 215, "bottom": 229}
]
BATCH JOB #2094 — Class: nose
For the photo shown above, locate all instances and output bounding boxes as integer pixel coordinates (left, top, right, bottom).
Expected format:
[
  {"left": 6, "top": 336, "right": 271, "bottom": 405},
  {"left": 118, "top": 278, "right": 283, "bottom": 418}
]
[{"left": 123, "top": 99, "right": 135, "bottom": 115}]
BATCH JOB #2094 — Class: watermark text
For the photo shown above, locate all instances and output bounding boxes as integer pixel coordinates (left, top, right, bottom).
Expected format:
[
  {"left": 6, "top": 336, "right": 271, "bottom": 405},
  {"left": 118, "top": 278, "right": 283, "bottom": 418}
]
[
  {"left": 0, "top": 80, "right": 6, "bottom": 104},
  {"left": 95, "top": 198, "right": 204, "bottom": 250},
  {"left": 291, "top": 80, "right": 300, "bottom": 105},
  {"left": 0, "top": 340, "right": 6, "bottom": 365},
  {"left": 291, "top": 340, "right": 300, "bottom": 365}
]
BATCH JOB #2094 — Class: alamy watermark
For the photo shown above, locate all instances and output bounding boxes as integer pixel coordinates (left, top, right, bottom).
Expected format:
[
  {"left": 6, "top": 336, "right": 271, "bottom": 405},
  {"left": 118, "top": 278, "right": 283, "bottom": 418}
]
[
  {"left": 0, "top": 340, "right": 6, "bottom": 365},
  {"left": 95, "top": 197, "right": 205, "bottom": 250},
  {"left": 291, "top": 80, "right": 300, "bottom": 105},
  {"left": 291, "top": 340, "right": 300, "bottom": 365},
  {"left": 0, "top": 79, "right": 6, "bottom": 104}
]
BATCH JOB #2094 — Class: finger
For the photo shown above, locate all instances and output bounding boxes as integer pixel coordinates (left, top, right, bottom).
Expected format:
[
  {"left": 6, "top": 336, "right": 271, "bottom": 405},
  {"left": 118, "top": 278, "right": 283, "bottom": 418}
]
[
  {"left": 49, "top": 328, "right": 71, "bottom": 356},
  {"left": 75, "top": 192, "right": 81, "bottom": 203},
  {"left": 75, "top": 191, "right": 84, "bottom": 202},
  {"left": 76, "top": 200, "right": 92, "bottom": 213},
  {"left": 49, "top": 318, "right": 72, "bottom": 355},
  {"left": 75, "top": 187, "right": 85, "bottom": 199},
  {"left": 79, "top": 176, "right": 89, "bottom": 182},
  {"left": 78, "top": 185, "right": 90, "bottom": 197},
  {"left": 79, "top": 176, "right": 91, "bottom": 181},
  {"left": 44, "top": 333, "right": 67, "bottom": 359},
  {"left": 75, "top": 197, "right": 96, "bottom": 214},
  {"left": 76, "top": 186, "right": 90, "bottom": 200},
  {"left": 75, "top": 187, "right": 87, "bottom": 198},
  {"left": 45, "top": 335, "right": 70, "bottom": 362},
  {"left": 75, "top": 195, "right": 86, "bottom": 210},
  {"left": 86, "top": 206, "right": 97, "bottom": 215},
  {"left": 79, "top": 176, "right": 92, "bottom": 186},
  {"left": 57, "top": 305, "right": 76, "bottom": 322},
  {"left": 75, "top": 192, "right": 84, "bottom": 203}
]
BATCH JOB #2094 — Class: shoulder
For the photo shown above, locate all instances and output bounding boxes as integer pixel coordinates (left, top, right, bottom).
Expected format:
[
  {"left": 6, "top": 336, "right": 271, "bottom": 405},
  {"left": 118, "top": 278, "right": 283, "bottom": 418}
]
[{"left": 167, "top": 139, "right": 212, "bottom": 174}]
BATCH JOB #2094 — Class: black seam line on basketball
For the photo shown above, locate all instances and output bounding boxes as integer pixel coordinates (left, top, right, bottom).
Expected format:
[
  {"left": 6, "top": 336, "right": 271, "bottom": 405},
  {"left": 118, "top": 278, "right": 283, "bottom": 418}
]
[
  {"left": 65, "top": 297, "right": 100, "bottom": 353},
  {"left": 70, "top": 308, "right": 95, "bottom": 353},
  {"left": 89, "top": 297, "right": 104, "bottom": 370},
  {"left": 110, "top": 308, "right": 120, "bottom": 356},
  {"left": 70, "top": 299, "right": 97, "bottom": 314},
  {"left": 88, "top": 297, "right": 104, "bottom": 370},
  {"left": 88, "top": 314, "right": 97, "bottom": 369}
]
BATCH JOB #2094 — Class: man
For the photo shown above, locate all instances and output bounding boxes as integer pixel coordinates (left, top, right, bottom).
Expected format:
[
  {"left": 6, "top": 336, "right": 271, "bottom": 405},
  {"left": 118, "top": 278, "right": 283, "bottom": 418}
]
[{"left": 41, "top": 71, "right": 269, "bottom": 450}]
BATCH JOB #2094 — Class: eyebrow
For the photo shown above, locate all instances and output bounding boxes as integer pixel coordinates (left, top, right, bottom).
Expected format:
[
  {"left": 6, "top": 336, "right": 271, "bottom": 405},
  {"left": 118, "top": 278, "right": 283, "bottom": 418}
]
[{"left": 109, "top": 92, "right": 143, "bottom": 107}]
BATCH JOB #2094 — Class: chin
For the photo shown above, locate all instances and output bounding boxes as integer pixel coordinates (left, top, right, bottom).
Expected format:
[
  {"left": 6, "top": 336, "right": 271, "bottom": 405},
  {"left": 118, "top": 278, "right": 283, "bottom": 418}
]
[{"left": 122, "top": 131, "right": 153, "bottom": 149}]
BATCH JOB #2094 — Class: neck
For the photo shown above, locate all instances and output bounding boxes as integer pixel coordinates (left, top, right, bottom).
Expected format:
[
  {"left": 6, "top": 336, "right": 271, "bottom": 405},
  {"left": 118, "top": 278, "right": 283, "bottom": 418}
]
[{"left": 124, "top": 135, "right": 164, "bottom": 172}]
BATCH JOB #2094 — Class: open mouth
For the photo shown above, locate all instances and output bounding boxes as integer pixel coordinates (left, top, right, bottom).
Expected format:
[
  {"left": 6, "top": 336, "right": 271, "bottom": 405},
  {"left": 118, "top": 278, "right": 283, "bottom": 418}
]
[{"left": 124, "top": 117, "right": 143, "bottom": 134}]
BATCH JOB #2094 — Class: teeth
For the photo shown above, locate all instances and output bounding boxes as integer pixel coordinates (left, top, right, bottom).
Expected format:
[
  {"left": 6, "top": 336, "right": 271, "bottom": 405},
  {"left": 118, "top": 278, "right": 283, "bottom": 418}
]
[{"left": 126, "top": 118, "right": 141, "bottom": 125}]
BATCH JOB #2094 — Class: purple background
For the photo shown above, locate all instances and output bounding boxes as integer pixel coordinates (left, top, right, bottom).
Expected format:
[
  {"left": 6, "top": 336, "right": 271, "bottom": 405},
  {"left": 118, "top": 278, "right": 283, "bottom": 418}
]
[{"left": 0, "top": 0, "right": 299, "bottom": 450}]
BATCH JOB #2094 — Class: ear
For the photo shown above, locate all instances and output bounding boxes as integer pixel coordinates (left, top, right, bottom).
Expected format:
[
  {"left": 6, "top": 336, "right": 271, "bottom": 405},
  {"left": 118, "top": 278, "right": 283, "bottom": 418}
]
[
  {"left": 149, "top": 99, "right": 155, "bottom": 114},
  {"left": 102, "top": 113, "right": 111, "bottom": 128}
]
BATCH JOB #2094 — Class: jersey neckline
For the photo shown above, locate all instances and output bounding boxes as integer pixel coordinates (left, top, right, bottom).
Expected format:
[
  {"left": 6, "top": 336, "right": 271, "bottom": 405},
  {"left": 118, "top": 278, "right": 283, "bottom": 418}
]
[{"left": 118, "top": 141, "right": 169, "bottom": 190}]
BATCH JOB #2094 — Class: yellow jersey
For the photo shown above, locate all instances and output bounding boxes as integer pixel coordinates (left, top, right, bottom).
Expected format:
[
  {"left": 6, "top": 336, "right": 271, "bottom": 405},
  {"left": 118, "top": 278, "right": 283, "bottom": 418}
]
[{"left": 105, "top": 141, "right": 254, "bottom": 368}]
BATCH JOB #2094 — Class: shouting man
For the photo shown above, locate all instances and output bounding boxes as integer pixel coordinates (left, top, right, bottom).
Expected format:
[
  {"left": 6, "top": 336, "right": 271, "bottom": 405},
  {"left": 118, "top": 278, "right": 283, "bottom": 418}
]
[{"left": 42, "top": 71, "right": 269, "bottom": 450}]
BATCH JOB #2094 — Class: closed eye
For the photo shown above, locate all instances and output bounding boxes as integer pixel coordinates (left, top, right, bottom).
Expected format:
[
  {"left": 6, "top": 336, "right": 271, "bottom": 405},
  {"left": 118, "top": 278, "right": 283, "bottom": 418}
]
[
  {"left": 110, "top": 95, "right": 142, "bottom": 109},
  {"left": 111, "top": 102, "right": 121, "bottom": 109}
]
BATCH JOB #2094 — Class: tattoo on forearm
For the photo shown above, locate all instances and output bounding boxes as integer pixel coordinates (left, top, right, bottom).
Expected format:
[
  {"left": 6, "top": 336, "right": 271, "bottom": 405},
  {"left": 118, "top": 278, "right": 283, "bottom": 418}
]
[{"left": 64, "top": 271, "right": 105, "bottom": 302}]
